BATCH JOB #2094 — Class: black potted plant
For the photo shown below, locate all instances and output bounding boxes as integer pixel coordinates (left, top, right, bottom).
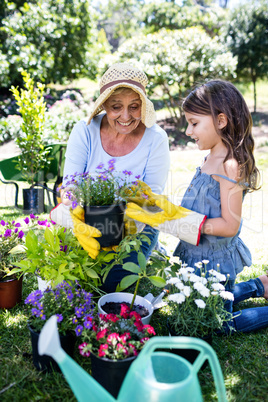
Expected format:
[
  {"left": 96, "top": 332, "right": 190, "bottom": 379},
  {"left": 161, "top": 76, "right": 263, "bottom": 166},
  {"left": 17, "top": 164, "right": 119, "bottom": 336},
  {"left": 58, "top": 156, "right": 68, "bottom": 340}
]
[
  {"left": 10, "top": 71, "right": 50, "bottom": 213},
  {"left": 62, "top": 159, "right": 142, "bottom": 247}
]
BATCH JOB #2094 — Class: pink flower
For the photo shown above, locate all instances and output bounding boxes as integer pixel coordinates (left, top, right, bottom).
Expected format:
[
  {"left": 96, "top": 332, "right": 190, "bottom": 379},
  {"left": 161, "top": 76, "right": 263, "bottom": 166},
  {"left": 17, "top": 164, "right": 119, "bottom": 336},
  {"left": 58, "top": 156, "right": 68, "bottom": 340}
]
[
  {"left": 134, "top": 321, "right": 144, "bottom": 332},
  {"left": 120, "top": 304, "right": 130, "bottom": 318},
  {"left": 129, "top": 311, "right": 142, "bottom": 321},
  {"left": 116, "top": 343, "right": 128, "bottom": 355},
  {"left": 96, "top": 328, "right": 108, "bottom": 340},
  {"left": 143, "top": 325, "right": 156, "bottom": 335},
  {"left": 140, "top": 337, "right": 150, "bottom": 344},
  {"left": 98, "top": 344, "right": 108, "bottom": 357},
  {"left": 107, "top": 333, "right": 119, "bottom": 344},
  {"left": 78, "top": 342, "right": 90, "bottom": 357},
  {"left": 128, "top": 343, "right": 138, "bottom": 356},
  {"left": 106, "top": 314, "right": 119, "bottom": 323}
]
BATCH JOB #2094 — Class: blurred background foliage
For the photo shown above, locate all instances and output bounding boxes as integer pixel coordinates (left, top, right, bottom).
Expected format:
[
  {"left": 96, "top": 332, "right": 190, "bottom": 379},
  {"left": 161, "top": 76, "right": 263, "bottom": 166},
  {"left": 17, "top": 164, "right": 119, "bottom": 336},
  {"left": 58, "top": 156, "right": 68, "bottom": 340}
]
[{"left": 0, "top": 0, "right": 267, "bottom": 145}]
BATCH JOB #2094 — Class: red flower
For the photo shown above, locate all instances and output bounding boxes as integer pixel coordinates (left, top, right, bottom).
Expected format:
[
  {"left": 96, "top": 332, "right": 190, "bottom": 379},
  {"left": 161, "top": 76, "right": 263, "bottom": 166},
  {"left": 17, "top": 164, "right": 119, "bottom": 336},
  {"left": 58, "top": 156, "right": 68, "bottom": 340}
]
[
  {"left": 106, "top": 314, "right": 120, "bottom": 323},
  {"left": 129, "top": 311, "right": 142, "bottom": 321},
  {"left": 107, "top": 332, "right": 119, "bottom": 344},
  {"left": 116, "top": 343, "right": 128, "bottom": 355},
  {"left": 128, "top": 343, "right": 138, "bottom": 356},
  {"left": 140, "top": 337, "right": 150, "bottom": 343},
  {"left": 134, "top": 320, "right": 144, "bottom": 332},
  {"left": 96, "top": 328, "right": 108, "bottom": 340},
  {"left": 98, "top": 344, "right": 109, "bottom": 357},
  {"left": 143, "top": 325, "right": 156, "bottom": 335},
  {"left": 120, "top": 303, "right": 130, "bottom": 318}
]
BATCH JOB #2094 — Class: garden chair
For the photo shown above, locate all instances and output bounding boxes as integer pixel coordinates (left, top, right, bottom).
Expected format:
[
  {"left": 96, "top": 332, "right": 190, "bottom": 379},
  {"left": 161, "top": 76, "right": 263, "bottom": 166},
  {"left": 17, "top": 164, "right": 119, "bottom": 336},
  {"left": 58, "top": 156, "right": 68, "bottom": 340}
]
[{"left": 0, "top": 143, "right": 66, "bottom": 208}]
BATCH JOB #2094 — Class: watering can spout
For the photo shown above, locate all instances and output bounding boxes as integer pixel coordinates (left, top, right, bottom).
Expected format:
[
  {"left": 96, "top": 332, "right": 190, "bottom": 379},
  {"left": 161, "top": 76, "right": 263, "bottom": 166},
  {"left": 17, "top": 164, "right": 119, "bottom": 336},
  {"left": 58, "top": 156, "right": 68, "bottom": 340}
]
[{"left": 38, "top": 315, "right": 116, "bottom": 402}]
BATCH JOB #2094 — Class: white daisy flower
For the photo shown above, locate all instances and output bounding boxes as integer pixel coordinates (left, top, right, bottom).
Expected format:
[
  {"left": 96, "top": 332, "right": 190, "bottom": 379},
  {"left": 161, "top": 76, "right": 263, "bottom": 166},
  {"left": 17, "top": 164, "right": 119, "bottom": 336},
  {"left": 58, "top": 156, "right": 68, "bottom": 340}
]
[
  {"left": 220, "top": 291, "right": 234, "bottom": 301},
  {"left": 194, "top": 262, "right": 203, "bottom": 269},
  {"left": 166, "top": 277, "right": 180, "bottom": 285},
  {"left": 211, "top": 291, "right": 219, "bottom": 296},
  {"left": 189, "top": 274, "right": 202, "bottom": 283},
  {"left": 169, "top": 256, "right": 182, "bottom": 265},
  {"left": 195, "top": 299, "right": 206, "bottom": 308},
  {"left": 199, "top": 287, "right": 210, "bottom": 298},
  {"left": 175, "top": 281, "right": 185, "bottom": 290},
  {"left": 182, "top": 286, "right": 192, "bottom": 297},
  {"left": 193, "top": 282, "right": 205, "bottom": 291},
  {"left": 168, "top": 293, "right": 185, "bottom": 304},
  {"left": 202, "top": 259, "right": 210, "bottom": 265},
  {"left": 211, "top": 283, "right": 225, "bottom": 291}
]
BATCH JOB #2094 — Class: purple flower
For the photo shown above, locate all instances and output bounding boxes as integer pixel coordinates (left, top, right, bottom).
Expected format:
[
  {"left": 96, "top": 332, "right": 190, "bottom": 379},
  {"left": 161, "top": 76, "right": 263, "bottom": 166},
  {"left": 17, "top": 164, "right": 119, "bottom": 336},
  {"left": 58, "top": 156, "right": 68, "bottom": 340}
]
[
  {"left": 123, "top": 170, "right": 132, "bottom": 176},
  {"left": 0, "top": 220, "right": 5, "bottom": 226},
  {"left": 75, "top": 325, "right": 84, "bottom": 336},
  {"left": 14, "top": 228, "right": 18, "bottom": 233},
  {"left": 4, "top": 229, "right": 12, "bottom": 237},
  {"left": 84, "top": 319, "right": 92, "bottom": 329},
  {"left": 18, "top": 230, "right": 24, "bottom": 239},
  {"left": 30, "top": 214, "right": 36, "bottom": 219},
  {"left": 96, "top": 163, "right": 104, "bottom": 170},
  {"left": 56, "top": 314, "right": 63, "bottom": 323},
  {"left": 24, "top": 217, "right": 30, "bottom": 224},
  {"left": 75, "top": 307, "right": 84, "bottom": 318},
  {"left": 15, "top": 223, "right": 21, "bottom": 227},
  {"left": 67, "top": 291, "right": 74, "bottom": 301},
  {"left": 72, "top": 200, "right": 78, "bottom": 209},
  {"left": 72, "top": 316, "right": 78, "bottom": 325},
  {"left": 135, "top": 175, "right": 141, "bottom": 179}
]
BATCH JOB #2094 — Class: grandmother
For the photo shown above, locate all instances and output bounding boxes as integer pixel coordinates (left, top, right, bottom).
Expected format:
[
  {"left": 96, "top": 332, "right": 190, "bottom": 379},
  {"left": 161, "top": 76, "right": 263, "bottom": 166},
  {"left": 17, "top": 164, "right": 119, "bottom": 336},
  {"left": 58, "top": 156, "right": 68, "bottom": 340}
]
[{"left": 51, "top": 63, "right": 170, "bottom": 292}]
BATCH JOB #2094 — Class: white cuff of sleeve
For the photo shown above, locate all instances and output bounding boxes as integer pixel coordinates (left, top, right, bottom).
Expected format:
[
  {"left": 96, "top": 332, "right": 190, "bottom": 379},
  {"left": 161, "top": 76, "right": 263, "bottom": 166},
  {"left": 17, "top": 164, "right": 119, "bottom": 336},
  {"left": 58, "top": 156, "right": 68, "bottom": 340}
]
[{"left": 157, "top": 212, "right": 206, "bottom": 246}]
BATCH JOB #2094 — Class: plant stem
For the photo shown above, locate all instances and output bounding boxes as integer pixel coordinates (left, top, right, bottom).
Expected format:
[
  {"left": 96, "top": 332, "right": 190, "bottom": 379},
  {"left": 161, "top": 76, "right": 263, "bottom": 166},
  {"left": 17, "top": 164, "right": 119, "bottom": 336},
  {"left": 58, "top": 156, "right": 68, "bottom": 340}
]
[{"left": 130, "top": 277, "right": 140, "bottom": 310}]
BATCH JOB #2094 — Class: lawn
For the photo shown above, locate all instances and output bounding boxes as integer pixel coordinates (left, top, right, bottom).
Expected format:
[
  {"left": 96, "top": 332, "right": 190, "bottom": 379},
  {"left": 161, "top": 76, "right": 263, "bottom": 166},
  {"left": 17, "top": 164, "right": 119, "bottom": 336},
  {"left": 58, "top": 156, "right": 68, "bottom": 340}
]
[{"left": 1, "top": 81, "right": 268, "bottom": 401}]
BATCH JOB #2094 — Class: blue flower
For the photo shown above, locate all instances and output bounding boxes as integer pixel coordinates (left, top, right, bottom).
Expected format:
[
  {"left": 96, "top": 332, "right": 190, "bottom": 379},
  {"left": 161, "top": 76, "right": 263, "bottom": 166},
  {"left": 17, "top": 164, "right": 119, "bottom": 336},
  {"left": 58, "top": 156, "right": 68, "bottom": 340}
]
[{"left": 75, "top": 325, "right": 84, "bottom": 336}]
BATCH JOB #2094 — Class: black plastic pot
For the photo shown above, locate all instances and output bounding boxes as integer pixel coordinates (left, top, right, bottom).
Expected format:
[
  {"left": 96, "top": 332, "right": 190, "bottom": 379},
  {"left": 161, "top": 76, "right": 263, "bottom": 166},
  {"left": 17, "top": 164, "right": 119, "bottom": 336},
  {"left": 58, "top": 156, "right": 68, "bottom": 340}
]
[
  {"left": 84, "top": 202, "right": 126, "bottom": 247},
  {"left": 166, "top": 320, "right": 212, "bottom": 369},
  {"left": 23, "top": 188, "right": 44, "bottom": 214},
  {"left": 0, "top": 276, "right": 23, "bottom": 309},
  {"left": 90, "top": 352, "right": 136, "bottom": 398},
  {"left": 28, "top": 323, "right": 76, "bottom": 372}
]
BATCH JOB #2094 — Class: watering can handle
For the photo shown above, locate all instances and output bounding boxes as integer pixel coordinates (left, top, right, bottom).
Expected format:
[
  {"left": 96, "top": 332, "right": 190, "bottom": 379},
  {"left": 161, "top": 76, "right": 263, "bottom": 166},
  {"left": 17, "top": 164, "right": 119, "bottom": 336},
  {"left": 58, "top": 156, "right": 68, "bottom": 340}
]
[{"left": 138, "top": 336, "right": 227, "bottom": 402}]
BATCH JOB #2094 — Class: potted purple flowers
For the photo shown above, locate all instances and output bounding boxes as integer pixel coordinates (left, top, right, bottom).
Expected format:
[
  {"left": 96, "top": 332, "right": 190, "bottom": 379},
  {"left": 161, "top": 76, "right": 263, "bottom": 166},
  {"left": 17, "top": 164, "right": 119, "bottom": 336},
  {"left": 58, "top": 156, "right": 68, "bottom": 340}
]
[
  {"left": 25, "top": 280, "right": 95, "bottom": 372},
  {"left": 62, "top": 159, "right": 141, "bottom": 247},
  {"left": 0, "top": 215, "right": 40, "bottom": 309}
]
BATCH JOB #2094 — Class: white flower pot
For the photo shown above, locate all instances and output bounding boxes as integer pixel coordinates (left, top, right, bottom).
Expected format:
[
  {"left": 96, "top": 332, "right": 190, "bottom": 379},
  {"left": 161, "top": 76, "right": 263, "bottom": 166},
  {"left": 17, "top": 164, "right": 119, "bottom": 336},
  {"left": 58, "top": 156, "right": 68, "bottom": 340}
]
[
  {"left": 98, "top": 292, "right": 154, "bottom": 325},
  {"left": 37, "top": 275, "right": 51, "bottom": 292}
]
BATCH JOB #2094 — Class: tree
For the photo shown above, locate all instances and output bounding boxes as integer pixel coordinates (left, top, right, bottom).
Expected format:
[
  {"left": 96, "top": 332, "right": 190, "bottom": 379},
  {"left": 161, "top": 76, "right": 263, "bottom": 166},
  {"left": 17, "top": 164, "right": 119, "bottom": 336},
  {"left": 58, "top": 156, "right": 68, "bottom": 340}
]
[
  {"left": 141, "top": 1, "right": 228, "bottom": 37},
  {"left": 226, "top": 1, "right": 268, "bottom": 111},
  {"left": 0, "top": 0, "right": 109, "bottom": 88},
  {"left": 101, "top": 27, "right": 237, "bottom": 124}
]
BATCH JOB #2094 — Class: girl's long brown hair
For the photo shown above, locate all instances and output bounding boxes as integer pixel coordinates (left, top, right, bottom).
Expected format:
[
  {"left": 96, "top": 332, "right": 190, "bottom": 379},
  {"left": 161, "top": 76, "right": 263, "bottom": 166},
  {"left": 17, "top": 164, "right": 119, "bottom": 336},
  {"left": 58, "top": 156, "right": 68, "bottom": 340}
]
[{"left": 182, "top": 80, "right": 260, "bottom": 192}]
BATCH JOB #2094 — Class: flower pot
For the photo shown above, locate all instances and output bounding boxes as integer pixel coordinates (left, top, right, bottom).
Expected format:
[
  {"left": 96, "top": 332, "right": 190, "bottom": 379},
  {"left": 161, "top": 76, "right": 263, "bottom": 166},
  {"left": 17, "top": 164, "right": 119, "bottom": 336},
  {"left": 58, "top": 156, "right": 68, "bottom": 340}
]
[
  {"left": 84, "top": 202, "right": 126, "bottom": 247},
  {"left": 98, "top": 292, "right": 154, "bottom": 325},
  {"left": 36, "top": 275, "right": 51, "bottom": 292},
  {"left": 90, "top": 352, "right": 136, "bottom": 398},
  {"left": 28, "top": 323, "right": 76, "bottom": 372},
  {"left": 166, "top": 319, "right": 212, "bottom": 370},
  {"left": 0, "top": 276, "right": 23, "bottom": 309},
  {"left": 23, "top": 187, "right": 44, "bottom": 214}
]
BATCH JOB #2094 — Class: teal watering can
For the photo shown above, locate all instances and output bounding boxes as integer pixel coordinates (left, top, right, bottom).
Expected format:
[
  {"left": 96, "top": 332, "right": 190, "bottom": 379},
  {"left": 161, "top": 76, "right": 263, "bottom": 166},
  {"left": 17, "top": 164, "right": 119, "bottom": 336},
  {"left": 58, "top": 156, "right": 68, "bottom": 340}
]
[{"left": 38, "top": 315, "right": 227, "bottom": 402}]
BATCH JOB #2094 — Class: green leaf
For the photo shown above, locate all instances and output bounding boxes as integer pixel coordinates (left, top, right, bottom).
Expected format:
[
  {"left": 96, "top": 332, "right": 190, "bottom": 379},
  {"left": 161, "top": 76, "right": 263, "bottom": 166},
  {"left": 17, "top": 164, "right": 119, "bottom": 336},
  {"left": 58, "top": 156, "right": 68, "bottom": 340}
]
[
  {"left": 122, "top": 262, "right": 141, "bottom": 273},
  {"left": 119, "top": 274, "right": 138, "bottom": 290},
  {"left": 25, "top": 230, "right": 38, "bottom": 252},
  {"left": 44, "top": 227, "right": 55, "bottom": 248},
  {"left": 137, "top": 252, "right": 147, "bottom": 270},
  {"left": 86, "top": 268, "right": 99, "bottom": 279},
  {"left": 149, "top": 276, "right": 166, "bottom": 287}
]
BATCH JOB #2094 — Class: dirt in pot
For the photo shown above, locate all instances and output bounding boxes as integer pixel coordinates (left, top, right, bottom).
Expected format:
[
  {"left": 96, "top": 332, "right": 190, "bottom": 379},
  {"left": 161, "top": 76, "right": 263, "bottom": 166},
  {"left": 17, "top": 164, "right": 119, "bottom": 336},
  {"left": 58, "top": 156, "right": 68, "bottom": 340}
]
[{"left": 102, "top": 302, "right": 149, "bottom": 318}]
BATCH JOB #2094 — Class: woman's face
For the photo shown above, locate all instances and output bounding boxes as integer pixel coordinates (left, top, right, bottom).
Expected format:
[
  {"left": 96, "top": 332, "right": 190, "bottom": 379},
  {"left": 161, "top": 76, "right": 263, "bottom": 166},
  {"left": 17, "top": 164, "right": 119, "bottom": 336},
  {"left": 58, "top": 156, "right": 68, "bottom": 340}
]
[{"left": 103, "top": 90, "right": 142, "bottom": 135}]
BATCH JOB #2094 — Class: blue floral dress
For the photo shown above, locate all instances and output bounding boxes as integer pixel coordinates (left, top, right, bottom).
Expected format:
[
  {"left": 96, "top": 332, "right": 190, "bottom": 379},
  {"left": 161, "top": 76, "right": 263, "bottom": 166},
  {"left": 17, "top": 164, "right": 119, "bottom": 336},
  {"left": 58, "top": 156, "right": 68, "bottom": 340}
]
[{"left": 173, "top": 166, "right": 252, "bottom": 280}]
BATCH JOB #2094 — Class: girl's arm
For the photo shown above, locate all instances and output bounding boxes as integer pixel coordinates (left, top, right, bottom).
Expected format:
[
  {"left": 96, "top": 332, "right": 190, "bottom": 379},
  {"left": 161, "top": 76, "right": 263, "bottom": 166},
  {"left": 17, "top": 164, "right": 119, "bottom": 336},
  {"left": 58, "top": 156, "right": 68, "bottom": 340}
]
[{"left": 202, "top": 177, "right": 243, "bottom": 237}]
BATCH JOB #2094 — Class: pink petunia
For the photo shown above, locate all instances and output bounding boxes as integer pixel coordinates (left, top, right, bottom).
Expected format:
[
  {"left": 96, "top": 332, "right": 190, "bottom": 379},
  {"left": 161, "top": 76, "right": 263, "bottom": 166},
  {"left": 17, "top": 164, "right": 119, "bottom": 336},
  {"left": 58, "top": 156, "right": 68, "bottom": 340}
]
[{"left": 96, "top": 328, "right": 108, "bottom": 340}]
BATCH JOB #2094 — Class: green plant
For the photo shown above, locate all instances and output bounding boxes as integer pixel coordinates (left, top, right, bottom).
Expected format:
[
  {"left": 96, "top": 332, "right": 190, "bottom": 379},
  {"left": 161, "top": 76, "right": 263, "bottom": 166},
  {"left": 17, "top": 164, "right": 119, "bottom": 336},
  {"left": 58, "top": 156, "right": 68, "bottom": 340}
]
[
  {"left": 10, "top": 71, "right": 50, "bottom": 187},
  {"left": 78, "top": 304, "right": 156, "bottom": 360},
  {"left": 63, "top": 159, "right": 142, "bottom": 207},
  {"left": 9, "top": 225, "right": 110, "bottom": 291},
  {"left": 164, "top": 258, "right": 234, "bottom": 338},
  {"left": 25, "top": 281, "right": 95, "bottom": 336},
  {"left": 115, "top": 243, "right": 166, "bottom": 311}
]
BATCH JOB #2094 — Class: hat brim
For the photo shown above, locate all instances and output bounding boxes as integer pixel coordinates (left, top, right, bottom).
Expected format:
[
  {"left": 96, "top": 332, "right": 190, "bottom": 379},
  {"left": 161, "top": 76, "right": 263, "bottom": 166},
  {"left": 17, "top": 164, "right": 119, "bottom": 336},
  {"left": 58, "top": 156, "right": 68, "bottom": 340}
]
[{"left": 87, "top": 83, "right": 156, "bottom": 128}]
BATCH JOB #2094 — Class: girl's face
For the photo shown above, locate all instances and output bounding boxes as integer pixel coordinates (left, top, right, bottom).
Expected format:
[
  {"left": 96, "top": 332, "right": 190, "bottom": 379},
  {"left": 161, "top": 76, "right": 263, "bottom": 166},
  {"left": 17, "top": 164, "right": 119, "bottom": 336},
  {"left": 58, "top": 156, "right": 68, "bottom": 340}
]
[
  {"left": 184, "top": 112, "right": 223, "bottom": 151},
  {"left": 103, "top": 91, "right": 142, "bottom": 135}
]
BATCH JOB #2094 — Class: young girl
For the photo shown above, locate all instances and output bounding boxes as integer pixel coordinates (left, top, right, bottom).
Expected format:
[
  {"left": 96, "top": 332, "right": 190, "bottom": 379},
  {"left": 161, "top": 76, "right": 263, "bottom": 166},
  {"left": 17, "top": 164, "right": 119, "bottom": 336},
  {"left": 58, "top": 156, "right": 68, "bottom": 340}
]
[
  {"left": 173, "top": 80, "right": 268, "bottom": 332},
  {"left": 126, "top": 79, "right": 268, "bottom": 333}
]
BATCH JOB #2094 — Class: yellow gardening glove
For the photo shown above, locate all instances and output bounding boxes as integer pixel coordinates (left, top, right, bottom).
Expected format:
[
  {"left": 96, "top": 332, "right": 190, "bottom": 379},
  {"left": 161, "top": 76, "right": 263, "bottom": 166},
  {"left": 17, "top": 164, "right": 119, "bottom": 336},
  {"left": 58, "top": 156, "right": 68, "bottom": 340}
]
[
  {"left": 125, "top": 180, "right": 168, "bottom": 208},
  {"left": 126, "top": 196, "right": 207, "bottom": 246},
  {"left": 70, "top": 206, "right": 102, "bottom": 259}
]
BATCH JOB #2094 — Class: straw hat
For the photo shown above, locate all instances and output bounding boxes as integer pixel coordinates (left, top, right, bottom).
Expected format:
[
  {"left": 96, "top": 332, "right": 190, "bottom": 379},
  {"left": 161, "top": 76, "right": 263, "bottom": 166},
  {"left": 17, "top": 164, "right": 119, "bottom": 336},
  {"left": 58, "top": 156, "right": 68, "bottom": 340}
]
[{"left": 87, "top": 63, "right": 156, "bottom": 128}]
